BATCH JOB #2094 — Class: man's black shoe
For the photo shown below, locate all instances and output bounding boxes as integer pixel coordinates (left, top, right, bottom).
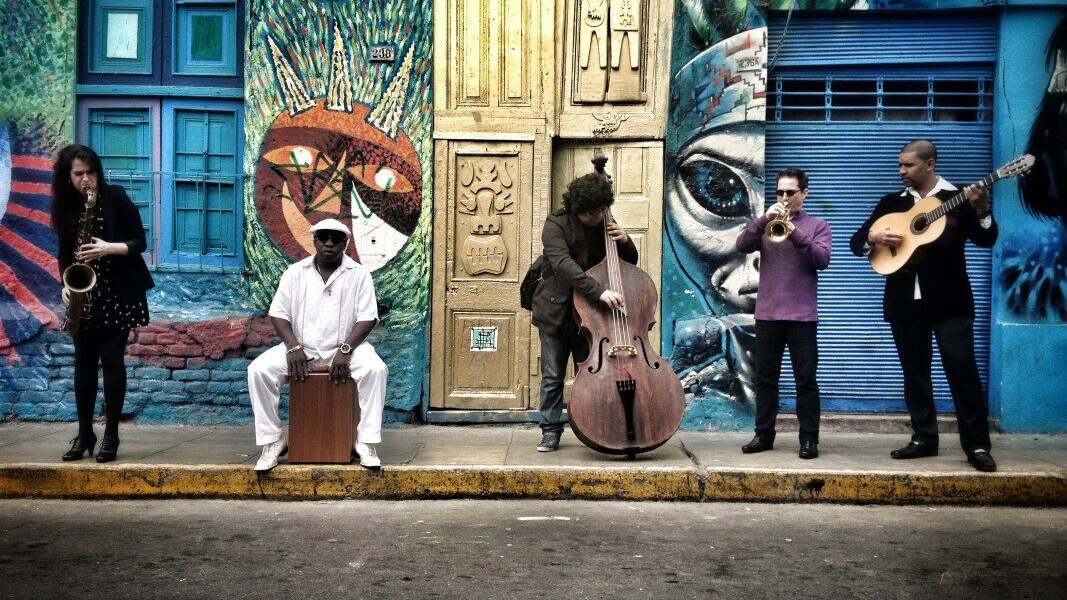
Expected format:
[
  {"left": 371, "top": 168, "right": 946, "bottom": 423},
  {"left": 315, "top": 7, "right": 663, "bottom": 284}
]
[
  {"left": 799, "top": 440, "right": 819, "bottom": 459},
  {"left": 968, "top": 449, "right": 997, "bottom": 472},
  {"left": 890, "top": 440, "right": 938, "bottom": 459},
  {"left": 741, "top": 435, "right": 774, "bottom": 454},
  {"left": 537, "top": 431, "right": 561, "bottom": 452}
]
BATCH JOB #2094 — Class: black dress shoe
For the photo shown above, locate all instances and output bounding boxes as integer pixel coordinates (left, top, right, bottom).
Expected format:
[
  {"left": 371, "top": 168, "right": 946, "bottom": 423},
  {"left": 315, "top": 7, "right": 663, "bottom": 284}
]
[
  {"left": 799, "top": 440, "right": 819, "bottom": 459},
  {"left": 890, "top": 440, "right": 938, "bottom": 459},
  {"left": 96, "top": 436, "right": 120, "bottom": 463},
  {"left": 741, "top": 435, "right": 774, "bottom": 454},
  {"left": 968, "top": 450, "right": 997, "bottom": 472},
  {"left": 61, "top": 435, "right": 97, "bottom": 461}
]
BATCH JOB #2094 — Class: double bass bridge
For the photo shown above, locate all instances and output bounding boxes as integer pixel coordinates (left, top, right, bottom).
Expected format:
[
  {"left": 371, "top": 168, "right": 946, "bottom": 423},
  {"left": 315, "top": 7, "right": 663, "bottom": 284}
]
[{"left": 607, "top": 345, "right": 637, "bottom": 357}]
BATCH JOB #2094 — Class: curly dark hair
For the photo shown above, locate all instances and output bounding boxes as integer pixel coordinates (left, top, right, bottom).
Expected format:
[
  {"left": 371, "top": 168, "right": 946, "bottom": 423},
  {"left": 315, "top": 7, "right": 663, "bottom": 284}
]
[
  {"left": 562, "top": 173, "right": 614, "bottom": 215},
  {"left": 51, "top": 144, "right": 107, "bottom": 239}
]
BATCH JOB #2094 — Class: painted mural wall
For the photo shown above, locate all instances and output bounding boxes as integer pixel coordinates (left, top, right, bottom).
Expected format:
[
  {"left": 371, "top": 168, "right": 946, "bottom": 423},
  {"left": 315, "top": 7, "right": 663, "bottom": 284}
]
[
  {"left": 663, "top": 0, "right": 768, "bottom": 429},
  {"left": 0, "top": 0, "right": 433, "bottom": 425},
  {"left": 991, "top": 8, "right": 1067, "bottom": 431},
  {"left": 0, "top": 0, "right": 78, "bottom": 417},
  {"left": 243, "top": 0, "right": 433, "bottom": 421}
]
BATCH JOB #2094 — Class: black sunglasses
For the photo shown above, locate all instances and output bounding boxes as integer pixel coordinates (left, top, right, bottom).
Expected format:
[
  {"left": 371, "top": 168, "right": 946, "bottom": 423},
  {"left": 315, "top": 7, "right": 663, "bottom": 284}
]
[
  {"left": 775, "top": 189, "right": 803, "bottom": 198},
  {"left": 314, "top": 230, "right": 348, "bottom": 244}
]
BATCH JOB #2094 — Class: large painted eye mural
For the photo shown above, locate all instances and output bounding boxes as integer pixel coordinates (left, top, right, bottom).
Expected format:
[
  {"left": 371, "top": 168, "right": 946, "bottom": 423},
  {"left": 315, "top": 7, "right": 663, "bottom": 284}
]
[{"left": 663, "top": 0, "right": 767, "bottom": 429}]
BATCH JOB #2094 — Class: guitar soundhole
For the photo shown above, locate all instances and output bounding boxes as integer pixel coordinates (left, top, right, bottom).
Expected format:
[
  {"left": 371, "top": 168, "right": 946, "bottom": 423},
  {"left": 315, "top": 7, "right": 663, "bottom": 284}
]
[{"left": 911, "top": 214, "right": 928, "bottom": 234}]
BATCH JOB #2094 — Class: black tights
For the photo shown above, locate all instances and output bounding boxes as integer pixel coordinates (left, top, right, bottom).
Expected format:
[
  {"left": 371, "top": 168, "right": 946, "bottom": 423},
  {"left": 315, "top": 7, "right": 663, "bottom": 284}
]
[{"left": 73, "top": 328, "right": 131, "bottom": 439}]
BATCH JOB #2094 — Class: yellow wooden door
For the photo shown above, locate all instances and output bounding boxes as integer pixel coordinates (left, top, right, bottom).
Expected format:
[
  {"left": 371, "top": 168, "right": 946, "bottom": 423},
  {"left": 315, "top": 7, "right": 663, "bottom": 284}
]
[{"left": 430, "top": 139, "right": 536, "bottom": 409}]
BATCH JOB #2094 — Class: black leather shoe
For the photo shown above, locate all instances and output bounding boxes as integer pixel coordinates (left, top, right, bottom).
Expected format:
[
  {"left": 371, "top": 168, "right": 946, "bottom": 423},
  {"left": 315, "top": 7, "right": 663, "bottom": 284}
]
[
  {"left": 890, "top": 440, "right": 938, "bottom": 459},
  {"left": 799, "top": 440, "right": 819, "bottom": 459},
  {"left": 968, "top": 450, "right": 997, "bottom": 472},
  {"left": 741, "top": 435, "right": 774, "bottom": 454},
  {"left": 96, "top": 436, "right": 120, "bottom": 463},
  {"left": 537, "top": 431, "right": 561, "bottom": 452},
  {"left": 61, "top": 435, "right": 97, "bottom": 461}
]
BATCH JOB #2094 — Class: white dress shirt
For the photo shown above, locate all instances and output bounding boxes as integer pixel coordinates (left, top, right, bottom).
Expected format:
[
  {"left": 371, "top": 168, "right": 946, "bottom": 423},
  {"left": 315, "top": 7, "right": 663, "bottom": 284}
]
[{"left": 268, "top": 254, "right": 379, "bottom": 355}]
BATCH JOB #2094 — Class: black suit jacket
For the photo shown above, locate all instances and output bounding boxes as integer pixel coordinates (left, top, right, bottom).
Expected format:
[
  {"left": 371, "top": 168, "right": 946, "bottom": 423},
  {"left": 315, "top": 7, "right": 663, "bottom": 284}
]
[
  {"left": 532, "top": 209, "right": 638, "bottom": 337},
  {"left": 57, "top": 183, "right": 155, "bottom": 299},
  {"left": 850, "top": 186, "right": 997, "bottom": 322}
]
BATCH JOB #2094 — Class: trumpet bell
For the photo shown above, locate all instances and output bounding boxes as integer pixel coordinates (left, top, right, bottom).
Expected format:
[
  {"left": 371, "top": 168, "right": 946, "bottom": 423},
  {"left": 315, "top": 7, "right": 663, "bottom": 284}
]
[
  {"left": 765, "top": 219, "right": 795, "bottom": 243},
  {"left": 63, "top": 263, "right": 97, "bottom": 293}
]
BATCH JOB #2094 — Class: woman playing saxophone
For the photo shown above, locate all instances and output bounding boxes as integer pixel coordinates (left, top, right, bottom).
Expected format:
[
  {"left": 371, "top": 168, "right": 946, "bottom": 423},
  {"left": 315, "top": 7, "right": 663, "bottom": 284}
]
[{"left": 51, "top": 145, "right": 155, "bottom": 463}]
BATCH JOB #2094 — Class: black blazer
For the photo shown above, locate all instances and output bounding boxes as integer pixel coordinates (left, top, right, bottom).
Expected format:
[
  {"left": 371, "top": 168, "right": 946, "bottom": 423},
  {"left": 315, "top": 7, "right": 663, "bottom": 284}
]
[
  {"left": 850, "top": 186, "right": 997, "bottom": 322},
  {"left": 532, "top": 210, "right": 638, "bottom": 337},
  {"left": 57, "top": 183, "right": 155, "bottom": 298}
]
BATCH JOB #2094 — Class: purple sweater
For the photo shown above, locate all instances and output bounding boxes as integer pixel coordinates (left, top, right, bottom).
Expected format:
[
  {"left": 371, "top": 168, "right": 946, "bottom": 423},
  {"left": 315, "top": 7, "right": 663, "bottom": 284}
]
[{"left": 735, "top": 209, "right": 832, "bottom": 322}]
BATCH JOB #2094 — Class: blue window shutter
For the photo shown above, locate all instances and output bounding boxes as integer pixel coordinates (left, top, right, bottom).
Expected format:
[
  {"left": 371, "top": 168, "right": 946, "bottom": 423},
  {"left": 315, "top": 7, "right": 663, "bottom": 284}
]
[
  {"left": 172, "top": 1, "right": 238, "bottom": 76},
  {"left": 87, "top": 107, "right": 154, "bottom": 251},
  {"left": 161, "top": 98, "right": 243, "bottom": 269},
  {"left": 88, "top": 0, "right": 155, "bottom": 75}
]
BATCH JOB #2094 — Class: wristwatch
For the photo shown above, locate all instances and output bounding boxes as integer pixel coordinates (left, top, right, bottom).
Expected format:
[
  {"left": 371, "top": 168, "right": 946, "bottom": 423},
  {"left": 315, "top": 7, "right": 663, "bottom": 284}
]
[
  {"left": 339, "top": 343, "right": 353, "bottom": 355},
  {"left": 285, "top": 344, "right": 303, "bottom": 355}
]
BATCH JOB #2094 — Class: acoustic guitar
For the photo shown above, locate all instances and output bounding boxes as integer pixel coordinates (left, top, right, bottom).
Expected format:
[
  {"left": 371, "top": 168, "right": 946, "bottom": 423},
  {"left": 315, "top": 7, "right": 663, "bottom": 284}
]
[{"left": 868, "top": 154, "right": 1034, "bottom": 275}]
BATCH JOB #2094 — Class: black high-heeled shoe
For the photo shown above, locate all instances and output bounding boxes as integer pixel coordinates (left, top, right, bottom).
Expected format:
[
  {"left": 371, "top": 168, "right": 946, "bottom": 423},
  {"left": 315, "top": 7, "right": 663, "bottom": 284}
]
[
  {"left": 62, "top": 435, "right": 97, "bottom": 461},
  {"left": 96, "top": 436, "right": 120, "bottom": 463}
]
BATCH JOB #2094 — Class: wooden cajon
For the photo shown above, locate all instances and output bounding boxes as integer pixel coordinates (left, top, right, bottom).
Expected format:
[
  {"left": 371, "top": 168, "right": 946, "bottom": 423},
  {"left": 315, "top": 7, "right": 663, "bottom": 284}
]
[{"left": 288, "top": 373, "right": 360, "bottom": 463}]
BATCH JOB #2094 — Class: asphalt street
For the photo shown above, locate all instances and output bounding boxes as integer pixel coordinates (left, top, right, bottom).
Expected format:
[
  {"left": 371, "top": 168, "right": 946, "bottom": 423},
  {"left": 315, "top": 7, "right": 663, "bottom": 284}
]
[{"left": 0, "top": 500, "right": 1063, "bottom": 600}]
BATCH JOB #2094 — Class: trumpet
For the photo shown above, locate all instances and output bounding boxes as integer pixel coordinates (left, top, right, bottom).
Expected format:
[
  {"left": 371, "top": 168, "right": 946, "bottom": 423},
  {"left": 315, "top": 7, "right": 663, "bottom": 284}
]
[{"left": 765, "top": 203, "right": 795, "bottom": 243}]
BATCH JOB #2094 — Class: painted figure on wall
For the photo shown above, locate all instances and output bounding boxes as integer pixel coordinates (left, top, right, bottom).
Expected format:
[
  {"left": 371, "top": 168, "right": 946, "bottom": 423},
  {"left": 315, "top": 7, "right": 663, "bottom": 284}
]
[
  {"left": 245, "top": 0, "right": 433, "bottom": 416},
  {"left": 256, "top": 28, "right": 422, "bottom": 272},
  {"left": 664, "top": 0, "right": 766, "bottom": 427},
  {"left": 1002, "top": 15, "right": 1067, "bottom": 322}
]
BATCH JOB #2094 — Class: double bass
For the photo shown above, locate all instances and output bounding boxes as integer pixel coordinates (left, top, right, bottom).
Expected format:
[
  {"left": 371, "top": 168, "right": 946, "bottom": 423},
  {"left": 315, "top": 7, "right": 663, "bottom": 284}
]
[{"left": 568, "top": 156, "right": 686, "bottom": 458}]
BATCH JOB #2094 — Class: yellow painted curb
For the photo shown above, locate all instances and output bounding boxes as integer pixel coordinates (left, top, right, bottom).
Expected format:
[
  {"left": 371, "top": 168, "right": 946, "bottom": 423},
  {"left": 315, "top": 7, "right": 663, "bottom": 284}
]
[
  {"left": 703, "top": 469, "right": 1067, "bottom": 505},
  {"left": 0, "top": 464, "right": 1063, "bottom": 505},
  {"left": 0, "top": 464, "right": 702, "bottom": 501}
]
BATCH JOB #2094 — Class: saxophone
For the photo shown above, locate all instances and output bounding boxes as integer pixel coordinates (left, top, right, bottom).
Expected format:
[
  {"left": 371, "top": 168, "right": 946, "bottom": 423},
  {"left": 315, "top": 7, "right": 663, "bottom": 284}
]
[{"left": 62, "top": 185, "right": 99, "bottom": 335}]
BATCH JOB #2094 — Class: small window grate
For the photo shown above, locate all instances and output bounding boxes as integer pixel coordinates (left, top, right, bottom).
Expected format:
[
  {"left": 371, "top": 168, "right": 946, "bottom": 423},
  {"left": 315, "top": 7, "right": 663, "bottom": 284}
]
[{"left": 769, "top": 76, "right": 992, "bottom": 123}]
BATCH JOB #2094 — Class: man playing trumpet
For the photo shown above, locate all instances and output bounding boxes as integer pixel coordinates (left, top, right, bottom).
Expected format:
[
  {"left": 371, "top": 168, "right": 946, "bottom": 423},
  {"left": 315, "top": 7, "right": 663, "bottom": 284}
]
[{"left": 734, "top": 168, "right": 832, "bottom": 458}]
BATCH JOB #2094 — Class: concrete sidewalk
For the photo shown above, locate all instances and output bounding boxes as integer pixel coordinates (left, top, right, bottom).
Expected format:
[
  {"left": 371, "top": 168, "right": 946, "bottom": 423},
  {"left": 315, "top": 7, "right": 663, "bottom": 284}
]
[{"left": 1, "top": 423, "right": 1064, "bottom": 504}]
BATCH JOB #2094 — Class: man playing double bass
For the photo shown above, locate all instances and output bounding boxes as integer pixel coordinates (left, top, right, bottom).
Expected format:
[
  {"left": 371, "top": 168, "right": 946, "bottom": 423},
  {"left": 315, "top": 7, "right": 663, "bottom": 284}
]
[
  {"left": 850, "top": 140, "right": 998, "bottom": 472},
  {"left": 531, "top": 159, "right": 638, "bottom": 452}
]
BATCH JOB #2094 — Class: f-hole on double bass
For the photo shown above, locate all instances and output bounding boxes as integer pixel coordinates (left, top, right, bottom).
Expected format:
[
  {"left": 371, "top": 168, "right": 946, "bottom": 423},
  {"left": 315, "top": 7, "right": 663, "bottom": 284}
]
[{"left": 568, "top": 156, "right": 686, "bottom": 459}]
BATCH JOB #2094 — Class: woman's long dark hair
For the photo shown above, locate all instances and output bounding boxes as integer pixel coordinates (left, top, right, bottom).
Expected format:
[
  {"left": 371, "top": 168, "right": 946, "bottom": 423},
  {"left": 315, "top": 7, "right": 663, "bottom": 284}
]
[
  {"left": 51, "top": 144, "right": 107, "bottom": 239},
  {"left": 1020, "top": 16, "right": 1067, "bottom": 224}
]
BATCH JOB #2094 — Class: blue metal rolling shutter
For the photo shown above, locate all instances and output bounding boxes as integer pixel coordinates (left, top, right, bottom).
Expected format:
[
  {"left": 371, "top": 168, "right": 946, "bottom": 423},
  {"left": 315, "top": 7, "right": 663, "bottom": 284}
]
[{"left": 765, "top": 12, "right": 995, "bottom": 413}]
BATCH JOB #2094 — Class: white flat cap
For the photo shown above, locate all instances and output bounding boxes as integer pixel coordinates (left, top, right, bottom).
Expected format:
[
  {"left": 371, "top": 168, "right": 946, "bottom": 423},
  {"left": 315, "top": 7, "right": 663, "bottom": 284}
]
[{"left": 308, "top": 218, "right": 351, "bottom": 237}]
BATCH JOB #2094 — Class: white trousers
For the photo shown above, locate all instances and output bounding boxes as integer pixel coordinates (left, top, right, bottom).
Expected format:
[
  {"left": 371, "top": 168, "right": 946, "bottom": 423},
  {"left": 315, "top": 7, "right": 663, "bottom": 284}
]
[{"left": 248, "top": 342, "right": 388, "bottom": 446}]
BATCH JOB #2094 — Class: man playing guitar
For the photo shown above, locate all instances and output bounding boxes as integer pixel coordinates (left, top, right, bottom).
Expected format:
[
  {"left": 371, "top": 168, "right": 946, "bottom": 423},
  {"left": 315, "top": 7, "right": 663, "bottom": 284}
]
[{"left": 850, "top": 139, "right": 998, "bottom": 472}]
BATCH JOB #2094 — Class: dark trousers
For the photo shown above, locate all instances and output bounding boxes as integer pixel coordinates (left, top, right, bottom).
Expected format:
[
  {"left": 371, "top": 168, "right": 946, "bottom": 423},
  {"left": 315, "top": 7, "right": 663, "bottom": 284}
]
[
  {"left": 890, "top": 311, "right": 990, "bottom": 455},
  {"left": 537, "top": 328, "right": 588, "bottom": 434},
  {"left": 73, "top": 328, "right": 131, "bottom": 439},
  {"left": 754, "top": 320, "right": 820, "bottom": 443}
]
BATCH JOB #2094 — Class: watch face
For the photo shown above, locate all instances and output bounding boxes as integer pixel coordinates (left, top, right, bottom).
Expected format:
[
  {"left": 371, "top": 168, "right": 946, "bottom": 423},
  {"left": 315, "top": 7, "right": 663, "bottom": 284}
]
[{"left": 340, "top": 344, "right": 352, "bottom": 354}]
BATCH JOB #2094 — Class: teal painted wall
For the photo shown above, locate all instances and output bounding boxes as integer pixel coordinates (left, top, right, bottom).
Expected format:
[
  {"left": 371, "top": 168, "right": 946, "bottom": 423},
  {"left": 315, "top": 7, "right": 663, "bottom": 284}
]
[{"left": 990, "top": 7, "right": 1067, "bottom": 432}]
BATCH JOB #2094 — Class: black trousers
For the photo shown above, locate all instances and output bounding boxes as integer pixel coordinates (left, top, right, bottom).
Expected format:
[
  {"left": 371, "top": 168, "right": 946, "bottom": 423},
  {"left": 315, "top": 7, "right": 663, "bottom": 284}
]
[
  {"left": 890, "top": 311, "right": 990, "bottom": 455},
  {"left": 754, "top": 320, "right": 820, "bottom": 443},
  {"left": 73, "top": 328, "right": 131, "bottom": 439}
]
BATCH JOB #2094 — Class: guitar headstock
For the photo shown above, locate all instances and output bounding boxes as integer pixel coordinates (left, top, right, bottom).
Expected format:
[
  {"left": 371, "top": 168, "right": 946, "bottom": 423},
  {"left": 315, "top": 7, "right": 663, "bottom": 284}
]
[{"left": 996, "top": 154, "right": 1036, "bottom": 179}]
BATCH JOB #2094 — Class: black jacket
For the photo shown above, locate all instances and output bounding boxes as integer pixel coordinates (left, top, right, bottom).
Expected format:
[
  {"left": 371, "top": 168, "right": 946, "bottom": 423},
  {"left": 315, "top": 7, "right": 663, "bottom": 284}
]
[
  {"left": 532, "top": 210, "right": 638, "bottom": 337},
  {"left": 849, "top": 186, "right": 997, "bottom": 322},
  {"left": 57, "top": 183, "right": 155, "bottom": 298}
]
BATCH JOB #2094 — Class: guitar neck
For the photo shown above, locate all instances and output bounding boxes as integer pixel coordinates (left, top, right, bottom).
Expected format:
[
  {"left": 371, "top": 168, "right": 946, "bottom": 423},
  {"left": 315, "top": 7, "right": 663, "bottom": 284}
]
[{"left": 927, "top": 172, "right": 999, "bottom": 221}]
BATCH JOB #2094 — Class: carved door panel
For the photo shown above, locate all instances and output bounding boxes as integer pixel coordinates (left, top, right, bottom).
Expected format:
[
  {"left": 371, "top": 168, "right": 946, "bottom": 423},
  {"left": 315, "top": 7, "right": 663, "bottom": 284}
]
[
  {"left": 431, "top": 140, "right": 534, "bottom": 409},
  {"left": 532, "top": 141, "right": 664, "bottom": 396},
  {"left": 557, "top": 0, "right": 673, "bottom": 139}
]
